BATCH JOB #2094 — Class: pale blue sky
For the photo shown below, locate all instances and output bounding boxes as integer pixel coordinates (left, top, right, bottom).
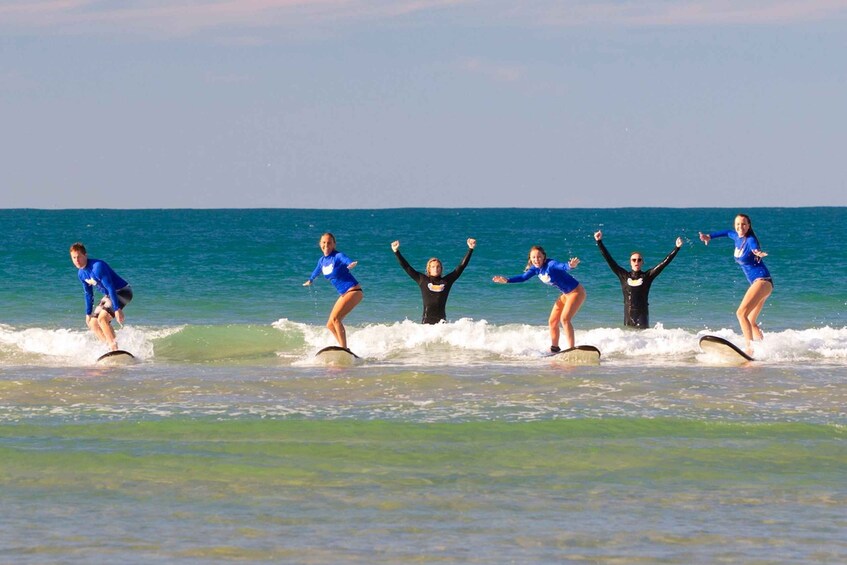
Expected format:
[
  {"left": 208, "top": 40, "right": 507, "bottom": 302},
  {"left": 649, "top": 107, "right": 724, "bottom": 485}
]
[{"left": 2, "top": 1, "right": 845, "bottom": 208}]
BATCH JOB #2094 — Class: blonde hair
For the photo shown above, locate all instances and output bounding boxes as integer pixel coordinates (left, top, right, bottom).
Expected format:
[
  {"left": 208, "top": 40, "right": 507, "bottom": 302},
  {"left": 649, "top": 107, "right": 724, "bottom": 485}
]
[
  {"left": 525, "top": 245, "right": 546, "bottom": 271},
  {"left": 426, "top": 258, "right": 442, "bottom": 273}
]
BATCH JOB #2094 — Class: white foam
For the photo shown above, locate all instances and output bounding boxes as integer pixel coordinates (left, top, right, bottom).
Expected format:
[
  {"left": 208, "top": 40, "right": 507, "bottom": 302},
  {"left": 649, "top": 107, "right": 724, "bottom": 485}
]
[
  {"left": 271, "top": 318, "right": 847, "bottom": 366},
  {"left": 3, "top": 320, "right": 847, "bottom": 367},
  {"left": 0, "top": 324, "right": 156, "bottom": 366}
]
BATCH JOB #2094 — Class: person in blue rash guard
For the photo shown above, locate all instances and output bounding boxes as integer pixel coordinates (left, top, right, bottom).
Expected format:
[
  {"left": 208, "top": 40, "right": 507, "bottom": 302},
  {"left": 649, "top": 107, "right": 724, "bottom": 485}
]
[
  {"left": 492, "top": 245, "right": 587, "bottom": 352},
  {"left": 391, "top": 238, "right": 476, "bottom": 324},
  {"left": 303, "top": 232, "right": 363, "bottom": 349},
  {"left": 699, "top": 213, "right": 773, "bottom": 355},
  {"left": 69, "top": 242, "right": 133, "bottom": 352},
  {"left": 594, "top": 230, "right": 683, "bottom": 329}
]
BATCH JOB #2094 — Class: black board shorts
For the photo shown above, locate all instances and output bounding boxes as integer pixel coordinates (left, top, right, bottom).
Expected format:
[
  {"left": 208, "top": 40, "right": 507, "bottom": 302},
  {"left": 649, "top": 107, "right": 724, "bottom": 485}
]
[{"left": 93, "top": 285, "right": 133, "bottom": 317}]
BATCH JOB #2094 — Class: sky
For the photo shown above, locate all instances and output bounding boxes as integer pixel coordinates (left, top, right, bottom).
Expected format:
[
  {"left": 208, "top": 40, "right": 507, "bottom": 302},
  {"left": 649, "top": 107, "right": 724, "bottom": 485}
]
[{"left": 1, "top": 1, "right": 846, "bottom": 209}]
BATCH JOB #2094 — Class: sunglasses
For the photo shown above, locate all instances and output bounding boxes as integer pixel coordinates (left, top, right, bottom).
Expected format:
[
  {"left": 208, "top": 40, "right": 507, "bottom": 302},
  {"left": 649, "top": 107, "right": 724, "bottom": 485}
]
[{"left": 631, "top": 258, "right": 643, "bottom": 263}]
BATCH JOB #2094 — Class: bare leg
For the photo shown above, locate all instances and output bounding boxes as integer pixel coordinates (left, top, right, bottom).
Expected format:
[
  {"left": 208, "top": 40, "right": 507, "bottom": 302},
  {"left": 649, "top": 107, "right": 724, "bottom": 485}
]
[
  {"left": 87, "top": 316, "right": 107, "bottom": 342},
  {"left": 558, "top": 285, "right": 587, "bottom": 350},
  {"left": 548, "top": 299, "right": 564, "bottom": 350},
  {"left": 548, "top": 285, "right": 587, "bottom": 350},
  {"left": 747, "top": 292, "right": 770, "bottom": 341},
  {"left": 89, "top": 312, "right": 118, "bottom": 350},
  {"left": 327, "top": 289, "right": 364, "bottom": 348},
  {"left": 736, "top": 279, "right": 772, "bottom": 354}
]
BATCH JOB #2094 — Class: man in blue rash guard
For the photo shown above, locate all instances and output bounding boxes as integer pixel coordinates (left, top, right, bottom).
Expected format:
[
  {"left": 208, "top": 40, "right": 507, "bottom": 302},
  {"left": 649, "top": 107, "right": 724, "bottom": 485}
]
[
  {"left": 594, "top": 230, "right": 683, "bottom": 329},
  {"left": 303, "top": 232, "right": 363, "bottom": 349},
  {"left": 699, "top": 213, "right": 773, "bottom": 355},
  {"left": 391, "top": 238, "right": 476, "bottom": 324},
  {"left": 492, "top": 245, "right": 586, "bottom": 352},
  {"left": 69, "top": 242, "right": 133, "bottom": 352}
]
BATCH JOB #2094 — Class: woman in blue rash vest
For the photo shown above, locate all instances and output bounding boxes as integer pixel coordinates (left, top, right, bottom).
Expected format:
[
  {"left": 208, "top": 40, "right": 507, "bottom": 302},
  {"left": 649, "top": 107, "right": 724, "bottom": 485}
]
[
  {"left": 699, "top": 213, "right": 773, "bottom": 355},
  {"left": 303, "top": 233, "right": 363, "bottom": 349},
  {"left": 492, "top": 245, "right": 586, "bottom": 352},
  {"left": 69, "top": 242, "right": 133, "bottom": 352},
  {"left": 390, "top": 238, "right": 476, "bottom": 324},
  {"left": 594, "top": 230, "right": 683, "bottom": 329}
]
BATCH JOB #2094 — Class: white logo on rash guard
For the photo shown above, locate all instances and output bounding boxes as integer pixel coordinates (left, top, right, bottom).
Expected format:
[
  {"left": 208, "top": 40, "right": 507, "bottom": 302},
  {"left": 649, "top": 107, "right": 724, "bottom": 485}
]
[
  {"left": 85, "top": 278, "right": 97, "bottom": 286},
  {"left": 627, "top": 278, "right": 644, "bottom": 287},
  {"left": 427, "top": 283, "right": 445, "bottom": 293},
  {"left": 322, "top": 264, "right": 334, "bottom": 275},
  {"left": 538, "top": 273, "right": 552, "bottom": 285}
]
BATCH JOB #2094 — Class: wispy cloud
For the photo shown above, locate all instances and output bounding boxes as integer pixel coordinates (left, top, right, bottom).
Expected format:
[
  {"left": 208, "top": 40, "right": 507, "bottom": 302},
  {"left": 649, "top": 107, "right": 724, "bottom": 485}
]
[
  {"left": 2, "top": 0, "right": 845, "bottom": 38},
  {"left": 459, "top": 57, "right": 524, "bottom": 83},
  {"left": 534, "top": 0, "right": 847, "bottom": 27}
]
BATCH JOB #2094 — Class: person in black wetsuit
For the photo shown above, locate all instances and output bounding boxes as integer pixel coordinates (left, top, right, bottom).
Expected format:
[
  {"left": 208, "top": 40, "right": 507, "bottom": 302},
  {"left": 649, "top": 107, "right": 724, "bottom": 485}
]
[
  {"left": 391, "top": 238, "right": 476, "bottom": 324},
  {"left": 594, "top": 230, "right": 683, "bottom": 329}
]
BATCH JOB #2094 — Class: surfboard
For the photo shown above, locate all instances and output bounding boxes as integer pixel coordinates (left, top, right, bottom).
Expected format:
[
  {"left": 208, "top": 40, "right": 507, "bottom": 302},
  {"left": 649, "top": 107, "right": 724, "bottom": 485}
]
[
  {"left": 314, "top": 346, "right": 362, "bottom": 367},
  {"left": 548, "top": 345, "right": 601, "bottom": 365},
  {"left": 95, "top": 350, "right": 137, "bottom": 366},
  {"left": 698, "top": 335, "right": 754, "bottom": 363}
]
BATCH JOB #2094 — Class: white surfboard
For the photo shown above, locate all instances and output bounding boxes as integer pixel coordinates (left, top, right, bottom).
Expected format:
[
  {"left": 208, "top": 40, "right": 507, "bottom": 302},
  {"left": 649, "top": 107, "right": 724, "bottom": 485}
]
[
  {"left": 314, "top": 346, "right": 362, "bottom": 367},
  {"left": 548, "top": 345, "right": 601, "bottom": 365},
  {"left": 96, "top": 350, "right": 138, "bottom": 366},
  {"left": 698, "top": 335, "right": 754, "bottom": 363}
]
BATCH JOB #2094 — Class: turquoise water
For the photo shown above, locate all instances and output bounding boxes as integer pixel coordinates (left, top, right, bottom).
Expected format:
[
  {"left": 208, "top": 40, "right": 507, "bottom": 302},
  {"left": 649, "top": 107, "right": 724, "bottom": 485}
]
[
  {"left": 1, "top": 208, "right": 846, "bottom": 563},
  {"left": 4, "top": 207, "right": 846, "bottom": 328}
]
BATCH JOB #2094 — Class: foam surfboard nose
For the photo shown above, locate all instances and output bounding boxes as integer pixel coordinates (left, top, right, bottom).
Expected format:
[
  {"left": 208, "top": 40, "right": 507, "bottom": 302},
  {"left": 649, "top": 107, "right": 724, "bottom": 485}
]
[
  {"left": 314, "top": 346, "right": 362, "bottom": 366},
  {"left": 96, "top": 350, "right": 138, "bottom": 366},
  {"left": 549, "top": 345, "right": 601, "bottom": 365},
  {"left": 698, "top": 335, "right": 754, "bottom": 363}
]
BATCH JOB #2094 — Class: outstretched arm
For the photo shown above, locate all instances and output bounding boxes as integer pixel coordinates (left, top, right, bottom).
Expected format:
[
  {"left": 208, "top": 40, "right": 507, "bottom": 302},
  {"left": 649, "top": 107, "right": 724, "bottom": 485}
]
[
  {"left": 304, "top": 259, "right": 322, "bottom": 286},
  {"left": 493, "top": 269, "right": 535, "bottom": 284},
  {"left": 700, "top": 230, "right": 732, "bottom": 246}
]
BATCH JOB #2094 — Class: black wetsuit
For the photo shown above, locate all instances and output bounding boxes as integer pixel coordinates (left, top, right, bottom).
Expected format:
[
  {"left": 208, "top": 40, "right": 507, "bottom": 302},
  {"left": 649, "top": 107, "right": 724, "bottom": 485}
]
[
  {"left": 596, "top": 239, "right": 680, "bottom": 329},
  {"left": 394, "top": 248, "right": 474, "bottom": 324}
]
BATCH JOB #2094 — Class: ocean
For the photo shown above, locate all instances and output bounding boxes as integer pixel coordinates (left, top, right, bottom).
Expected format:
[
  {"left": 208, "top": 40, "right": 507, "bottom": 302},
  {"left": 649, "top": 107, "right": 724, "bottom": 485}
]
[{"left": 1, "top": 207, "right": 845, "bottom": 563}]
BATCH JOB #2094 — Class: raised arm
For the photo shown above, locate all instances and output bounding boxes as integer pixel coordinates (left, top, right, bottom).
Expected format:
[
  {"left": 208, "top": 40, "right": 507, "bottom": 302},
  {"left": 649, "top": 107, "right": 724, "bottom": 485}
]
[
  {"left": 391, "top": 240, "right": 423, "bottom": 281},
  {"left": 594, "top": 231, "right": 626, "bottom": 277},
  {"left": 445, "top": 238, "right": 475, "bottom": 282},
  {"left": 647, "top": 238, "right": 683, "bottom": 279}
]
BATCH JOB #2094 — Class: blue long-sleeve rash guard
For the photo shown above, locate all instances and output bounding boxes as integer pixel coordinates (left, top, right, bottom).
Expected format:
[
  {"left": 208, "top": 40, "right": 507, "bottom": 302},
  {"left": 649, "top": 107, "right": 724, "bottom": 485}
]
[
  {"left": 709, "top": 230, "right": 771, "bottom": 284},
  {"left": 309, "top": 250, "right": 360, "bottom": 294},
  {"left": 77, "top": 258, "right": 129, "bottom": 315},
  {"left": 506, "top": 259, "right": 580, "bottom": 294}
]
